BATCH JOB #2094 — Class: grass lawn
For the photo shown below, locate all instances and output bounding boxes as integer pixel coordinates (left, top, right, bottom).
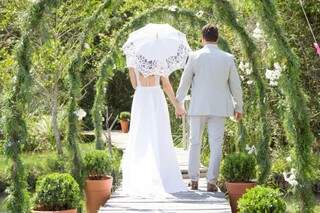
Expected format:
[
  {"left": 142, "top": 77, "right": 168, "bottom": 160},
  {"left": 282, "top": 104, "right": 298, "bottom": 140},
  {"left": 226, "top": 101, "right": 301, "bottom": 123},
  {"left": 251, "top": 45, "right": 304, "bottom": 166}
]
[
  {"left": 0, "top": 142, "right": 101, "bottom": 212},
  {"left": 0, "top": 142, "right": 97, "bottom": 175}
]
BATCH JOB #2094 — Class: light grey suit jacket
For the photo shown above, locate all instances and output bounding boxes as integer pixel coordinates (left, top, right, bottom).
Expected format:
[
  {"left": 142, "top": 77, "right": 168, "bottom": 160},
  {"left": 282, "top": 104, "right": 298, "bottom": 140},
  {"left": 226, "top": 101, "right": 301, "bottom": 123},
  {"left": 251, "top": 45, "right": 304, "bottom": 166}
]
[{"left": 176, "top": 44, "right": 243, "bottom": 117}]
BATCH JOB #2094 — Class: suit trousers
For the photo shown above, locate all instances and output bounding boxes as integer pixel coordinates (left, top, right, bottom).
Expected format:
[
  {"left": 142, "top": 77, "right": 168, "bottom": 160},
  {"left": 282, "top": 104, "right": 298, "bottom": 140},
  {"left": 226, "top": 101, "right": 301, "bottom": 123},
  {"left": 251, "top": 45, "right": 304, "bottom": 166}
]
[{"left": 188, "top": 116, "right": 225, "bottom": 184}]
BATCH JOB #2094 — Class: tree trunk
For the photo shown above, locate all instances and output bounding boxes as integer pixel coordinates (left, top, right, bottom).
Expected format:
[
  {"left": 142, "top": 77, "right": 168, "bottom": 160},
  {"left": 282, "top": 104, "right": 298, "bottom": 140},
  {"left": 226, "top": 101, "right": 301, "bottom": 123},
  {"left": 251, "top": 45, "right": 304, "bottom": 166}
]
[{"left": 51, "top": 84, "right": 63, "bottom": 155}]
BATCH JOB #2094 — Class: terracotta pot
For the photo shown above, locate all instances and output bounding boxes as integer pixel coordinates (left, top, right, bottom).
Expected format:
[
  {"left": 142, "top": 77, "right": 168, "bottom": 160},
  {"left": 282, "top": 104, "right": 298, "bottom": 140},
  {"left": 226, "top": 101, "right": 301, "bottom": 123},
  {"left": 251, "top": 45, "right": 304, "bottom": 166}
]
[
  {"left": 226, "top": 182, "right": 256, "bottom": 213},
  {"left": 120, "top": 120, "right": 129, "bottom": 133},
  {"left": 32, "top": 209, "right": 77, "bottom": 213},
  {"left": 85, "top": 176, "right": 113, "bottom": 213}
]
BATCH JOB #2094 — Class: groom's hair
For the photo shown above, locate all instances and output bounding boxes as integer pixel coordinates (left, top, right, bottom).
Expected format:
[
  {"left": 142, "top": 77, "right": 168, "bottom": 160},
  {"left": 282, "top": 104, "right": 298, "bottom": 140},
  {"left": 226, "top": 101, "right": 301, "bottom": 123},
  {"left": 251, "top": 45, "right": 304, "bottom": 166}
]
[{"left": 202, "top": 24, "right": 219, "bottom": 42}]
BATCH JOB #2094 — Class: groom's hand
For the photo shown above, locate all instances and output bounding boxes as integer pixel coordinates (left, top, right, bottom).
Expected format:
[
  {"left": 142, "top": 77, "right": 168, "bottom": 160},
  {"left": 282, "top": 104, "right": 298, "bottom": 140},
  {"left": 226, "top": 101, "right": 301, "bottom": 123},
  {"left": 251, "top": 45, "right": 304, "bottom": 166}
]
[{"left": 234, "top": 112, "right": 243, "bottom": 121}]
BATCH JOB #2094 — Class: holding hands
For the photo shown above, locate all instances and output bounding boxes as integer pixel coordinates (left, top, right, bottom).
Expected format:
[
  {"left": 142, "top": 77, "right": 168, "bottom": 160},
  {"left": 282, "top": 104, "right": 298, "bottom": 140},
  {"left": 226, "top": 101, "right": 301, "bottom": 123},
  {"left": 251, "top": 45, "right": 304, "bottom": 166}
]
[{"left": 175, "top": 101, "right": 186, "bottom": 118}]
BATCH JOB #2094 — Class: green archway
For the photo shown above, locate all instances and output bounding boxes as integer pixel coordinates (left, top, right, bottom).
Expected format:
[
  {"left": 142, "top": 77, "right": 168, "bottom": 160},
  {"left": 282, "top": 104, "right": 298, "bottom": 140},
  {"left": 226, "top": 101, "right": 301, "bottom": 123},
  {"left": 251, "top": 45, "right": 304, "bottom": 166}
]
[{"left": 4, "top": 0, "right": 315, "bottom": 212}]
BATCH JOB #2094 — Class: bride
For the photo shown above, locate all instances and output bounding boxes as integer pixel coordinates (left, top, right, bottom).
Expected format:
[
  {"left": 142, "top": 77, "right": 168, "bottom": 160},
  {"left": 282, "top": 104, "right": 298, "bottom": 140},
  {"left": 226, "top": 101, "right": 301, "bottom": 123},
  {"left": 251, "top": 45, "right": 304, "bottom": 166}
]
[
  {"left": 121, "top": 24, "right": 191, "bottom": 197},
  {"left": 121, "top": 68, "right": 188, "bottom": 197}
]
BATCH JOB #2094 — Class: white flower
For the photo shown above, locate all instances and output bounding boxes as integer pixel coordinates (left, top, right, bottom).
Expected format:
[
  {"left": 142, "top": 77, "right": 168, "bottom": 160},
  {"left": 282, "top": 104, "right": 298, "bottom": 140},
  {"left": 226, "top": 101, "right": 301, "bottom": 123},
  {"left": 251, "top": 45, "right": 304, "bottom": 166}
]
[
  {"left": 84, "top": 43, "right": 90, "bottom": 49},
  {"left": 253, "top": 23, "right": 264, "bottom": 40},
  {"left": 74, "top": 108, "right": 87, "bottom": 121},
  {"left": 274, "top": 62, "right": 282, "bottom": 71},
  {"left": 196, "top": 11, "right": 204, "bottom": 17},
  {"left": 265, "top": 63, "right": 283, "bottom": 86},
  {"left": 286, "top": 156, "right": 292, "bottom": 162},
  {"left": 289, "top": 179, "right": 298, "bottom": 186},
  {"left": 247, "top": 80, "right": 253, "bottom": 85},
  {"left": 239, "top": 61, "right": 252, "bottom": 75},
  {"left": 283, "top": 168, "right": 298, "bottom": 187},
  {"left": 269, "top": 80, "right": 278, "bottom": 86},
  {"left": 12, "top": 76, "right": 17, "bottom": 83},
  {"left": 245, "top": 144, "right": 257, "bottom": 155},
  {"left": 168, "top": 5, "right": 178, "bottom": 12},
  {"left": 246, "top": 67, "right": 253, "bottom": 75},
  {"left": 239, "top": 61, "right": 245, "bottom": 71}
]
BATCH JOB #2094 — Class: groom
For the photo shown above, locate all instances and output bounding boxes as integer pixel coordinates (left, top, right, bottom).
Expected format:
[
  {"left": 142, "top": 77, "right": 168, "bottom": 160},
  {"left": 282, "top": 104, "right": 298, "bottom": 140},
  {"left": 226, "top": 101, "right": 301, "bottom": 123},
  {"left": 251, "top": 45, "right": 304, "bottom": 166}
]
[{"left": 175, "top": 24, "right": 243, "bottom": 192}]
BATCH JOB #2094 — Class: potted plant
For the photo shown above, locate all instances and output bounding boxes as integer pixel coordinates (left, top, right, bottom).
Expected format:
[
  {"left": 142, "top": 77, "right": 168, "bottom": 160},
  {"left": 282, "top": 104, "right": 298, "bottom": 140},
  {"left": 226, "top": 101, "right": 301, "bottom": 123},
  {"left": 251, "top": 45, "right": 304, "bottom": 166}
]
[
  {"left": 238, "top": 186, "right": 286, "bottom": 212},
  {"left": 221, "top": 152, "right": 256, "bottom": 213},
  {"left": 84, "top": 150, "right": 113, "bottom": 213},
  {"left": 32, "top": 173, "right": 81, "bottom": 213},
  {"left": 119, "top": 112, "right": 130, "bottom": 133}
]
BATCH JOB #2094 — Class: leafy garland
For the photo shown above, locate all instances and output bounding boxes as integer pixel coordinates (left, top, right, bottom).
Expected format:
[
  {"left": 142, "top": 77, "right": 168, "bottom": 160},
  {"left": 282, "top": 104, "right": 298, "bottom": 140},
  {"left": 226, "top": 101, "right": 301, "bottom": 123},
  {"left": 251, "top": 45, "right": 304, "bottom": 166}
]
[
  {"left": 3, "top": 0, "right": 58, "bottom": 212},
  {"left": 92, "top": 54, "right": 114, "bottom": 150},
  {"left": 212, "top": 0, "right": 271, "bottom": 184},
  {"left": 66, "top": 0, "right": 114, "bottom": 187},
  {"left": 113, "top": 6, "right": 230, "bottom": 50},
  {"left": 249, "top": 0, "right": 315, "bottom": 211},
  {"left": 90, "top": 0, "right": 124, "bottom": 150}
]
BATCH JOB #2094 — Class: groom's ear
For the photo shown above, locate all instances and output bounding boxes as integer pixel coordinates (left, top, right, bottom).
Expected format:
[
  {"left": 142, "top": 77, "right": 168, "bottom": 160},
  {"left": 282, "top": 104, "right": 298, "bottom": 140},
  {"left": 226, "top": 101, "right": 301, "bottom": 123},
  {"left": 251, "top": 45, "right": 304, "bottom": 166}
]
[{"left": 200, "top": 37, "right": 204, "bottom": 46}]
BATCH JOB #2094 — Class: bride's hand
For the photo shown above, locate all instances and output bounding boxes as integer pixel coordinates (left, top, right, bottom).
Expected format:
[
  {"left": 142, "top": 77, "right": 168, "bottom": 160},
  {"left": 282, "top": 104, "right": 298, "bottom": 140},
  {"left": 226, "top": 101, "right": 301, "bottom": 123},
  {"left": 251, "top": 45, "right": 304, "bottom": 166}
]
[{"left": 175, "top": 102, "right": 186, "bottom": 118}]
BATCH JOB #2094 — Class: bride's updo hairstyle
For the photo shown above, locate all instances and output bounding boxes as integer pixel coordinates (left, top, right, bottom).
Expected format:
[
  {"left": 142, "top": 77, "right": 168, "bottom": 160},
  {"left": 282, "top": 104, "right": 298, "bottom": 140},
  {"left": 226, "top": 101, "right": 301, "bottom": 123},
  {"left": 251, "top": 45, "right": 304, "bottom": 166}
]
[{"left": 202, "top": 24, "right": 219, "bottom": 42}]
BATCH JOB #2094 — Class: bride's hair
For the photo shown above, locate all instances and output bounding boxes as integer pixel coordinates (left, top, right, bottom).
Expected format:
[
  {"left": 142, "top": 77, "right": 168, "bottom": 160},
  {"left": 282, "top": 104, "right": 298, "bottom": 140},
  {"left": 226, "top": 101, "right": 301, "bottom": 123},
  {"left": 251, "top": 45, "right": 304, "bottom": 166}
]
[{"left": 202, "top": 24, "right": 219, "bottom": 42}]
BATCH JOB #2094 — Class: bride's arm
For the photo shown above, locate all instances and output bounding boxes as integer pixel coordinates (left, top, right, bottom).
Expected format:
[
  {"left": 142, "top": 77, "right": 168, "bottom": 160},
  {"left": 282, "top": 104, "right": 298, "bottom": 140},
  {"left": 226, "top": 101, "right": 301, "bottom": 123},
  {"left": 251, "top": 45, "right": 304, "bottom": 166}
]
[
  {"left": 129, "top": 68, "right": 137, "bottom": 89},
  {"left": 161, "top": 76, "right": 179, "bottom": 108}
]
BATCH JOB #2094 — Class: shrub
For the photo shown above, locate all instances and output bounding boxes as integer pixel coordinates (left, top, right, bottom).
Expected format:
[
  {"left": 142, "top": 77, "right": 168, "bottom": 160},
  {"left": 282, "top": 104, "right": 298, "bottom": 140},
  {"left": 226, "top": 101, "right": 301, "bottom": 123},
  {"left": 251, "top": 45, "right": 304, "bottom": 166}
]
[
  {"left": 83, "top": 150, "right": 112, "bottom": 180},
  {"left": 46, "top": 155, "right": 69, "bottom": 173},
  {"left": 33, "top": 173, "right": 81, "bottom": 211},
  {"left": 221, "top": 152, "right": 256, "bottom": 182},
  {"left": 119, "top": 112, "right": 130, "bottom": 121},
  {"left": 238, "top": 186, "right": 286, "bottom": 213},
  {"left": 268, "top": 157, "right": 291, "bottom": 192}
]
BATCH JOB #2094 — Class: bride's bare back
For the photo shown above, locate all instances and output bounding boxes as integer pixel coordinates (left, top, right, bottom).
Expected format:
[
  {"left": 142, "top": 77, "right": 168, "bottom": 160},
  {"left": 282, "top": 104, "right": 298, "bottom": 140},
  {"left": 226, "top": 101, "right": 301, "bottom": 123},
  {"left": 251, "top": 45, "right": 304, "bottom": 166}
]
[
  {"left": 129, "top": 68, "right": 160, "bottom": 87},
  {"left": 128, "top": 68, "right": 178, "bottom": 109}
]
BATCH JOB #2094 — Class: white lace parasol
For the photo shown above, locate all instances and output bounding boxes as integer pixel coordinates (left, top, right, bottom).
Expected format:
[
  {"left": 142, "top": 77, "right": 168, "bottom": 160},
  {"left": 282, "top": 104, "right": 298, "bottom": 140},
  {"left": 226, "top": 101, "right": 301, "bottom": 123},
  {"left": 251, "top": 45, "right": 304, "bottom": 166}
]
[{"left": 122, "top": 23, "right": 191, "bottom": 77}]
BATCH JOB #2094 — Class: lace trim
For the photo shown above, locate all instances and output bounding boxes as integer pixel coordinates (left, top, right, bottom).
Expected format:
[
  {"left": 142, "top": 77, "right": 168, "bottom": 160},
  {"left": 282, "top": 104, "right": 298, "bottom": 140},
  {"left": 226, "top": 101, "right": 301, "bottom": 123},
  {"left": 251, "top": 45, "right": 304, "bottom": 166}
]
[{"left": 123, "top": 42, "right": 190, "bottom": 77}]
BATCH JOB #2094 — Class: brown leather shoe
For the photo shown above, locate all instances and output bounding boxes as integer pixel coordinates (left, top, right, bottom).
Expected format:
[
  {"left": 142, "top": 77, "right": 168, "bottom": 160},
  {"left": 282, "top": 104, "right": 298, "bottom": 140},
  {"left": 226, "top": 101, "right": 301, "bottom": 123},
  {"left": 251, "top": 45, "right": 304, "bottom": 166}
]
[
  {"left": 188, "top": 181, "right": 198, "bottom": 190},
  {"left": 207, "top": 183, "right": 218, "bottom": 192}
]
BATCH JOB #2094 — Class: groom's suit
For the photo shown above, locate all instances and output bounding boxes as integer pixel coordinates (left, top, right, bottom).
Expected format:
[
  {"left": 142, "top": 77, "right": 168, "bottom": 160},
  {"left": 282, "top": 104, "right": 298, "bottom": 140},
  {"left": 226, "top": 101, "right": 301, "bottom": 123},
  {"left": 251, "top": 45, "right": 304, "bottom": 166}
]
[{"left": 176, "top": 43, "right": 243, "bottom": 184}]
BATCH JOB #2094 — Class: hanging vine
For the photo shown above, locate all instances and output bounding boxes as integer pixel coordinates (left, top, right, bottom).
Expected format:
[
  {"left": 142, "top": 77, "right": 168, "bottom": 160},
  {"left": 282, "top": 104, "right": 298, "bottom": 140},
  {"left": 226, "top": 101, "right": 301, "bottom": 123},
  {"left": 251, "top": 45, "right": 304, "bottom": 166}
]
[
  {"left": 249, "top": 0, "right": 315, "bottom": 211},
  {"left": 92, "top": 54, "right": 115, "bottom": 150},
  {"left": 212, "top": 0, "right": 271, "bottom": 184},
  {"left": 66, "top": 0, "right": 114, "bottom": 187},
  {"left": 3, "top": 0, "right": 57, "bottom": 212}
]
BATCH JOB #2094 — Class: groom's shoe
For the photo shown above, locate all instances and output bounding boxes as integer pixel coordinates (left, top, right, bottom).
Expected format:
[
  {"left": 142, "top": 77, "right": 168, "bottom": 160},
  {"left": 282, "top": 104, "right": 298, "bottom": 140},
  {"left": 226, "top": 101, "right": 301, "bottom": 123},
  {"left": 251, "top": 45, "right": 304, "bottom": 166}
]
[
  {"left": 189, "top": 181, "right": 198, "bottom": 190},
  {"left": 207, "top": 183, "right": 218, "bottom": 192}
]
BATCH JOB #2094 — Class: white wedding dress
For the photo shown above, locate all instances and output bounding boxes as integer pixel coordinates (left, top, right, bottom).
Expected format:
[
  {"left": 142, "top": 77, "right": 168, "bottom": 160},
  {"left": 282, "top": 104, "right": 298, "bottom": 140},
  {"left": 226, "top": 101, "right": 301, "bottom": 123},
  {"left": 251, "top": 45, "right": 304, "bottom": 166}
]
[{"left": 121, "top": 70, "right": 187, "bottom": 197}]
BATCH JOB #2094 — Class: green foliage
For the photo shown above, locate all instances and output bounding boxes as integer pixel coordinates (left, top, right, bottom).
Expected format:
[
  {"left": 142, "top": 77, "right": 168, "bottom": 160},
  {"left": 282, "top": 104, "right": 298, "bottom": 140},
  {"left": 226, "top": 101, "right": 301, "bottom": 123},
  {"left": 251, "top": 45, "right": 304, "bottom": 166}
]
[
  {"left": 119, "top": 111, "right": 131, "bottom": 121},
  {"left": 238, "top": 186, "right": 286, "bottom": 213},
  {"left": 249, "top": 0, "right": 316, "bottom": 211},
  {"left": 46, "top": 155, "right": 69, "bottom": 173},
  {"left": 221, "top": 153, "right": 256, "bottom": 182},
  {"left": 92, "top": 55, "right": 114, "bottom": 150},
  {"left": 83, "top": 150, "right": 113, "bottom": 180},
  {"left": 24, "top": 115, "right": 57, "bottom": 152},
  {"left": 33, "top": 173, "right": 81, "bottom": 211},
  {"left": 3, "top": 1, "right": 58, "bottom": 212},
  {"left": 212, "top": 0, "right": 271, "bottom": 184}
]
